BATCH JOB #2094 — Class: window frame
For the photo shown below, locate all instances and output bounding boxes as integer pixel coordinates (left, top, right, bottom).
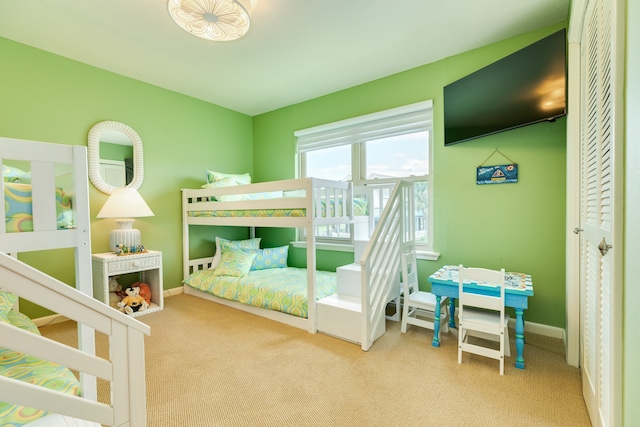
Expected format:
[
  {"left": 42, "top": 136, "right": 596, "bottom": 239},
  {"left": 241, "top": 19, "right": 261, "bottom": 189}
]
[{"left": 294, "top": 101, "right": 436, "bottom": 256}]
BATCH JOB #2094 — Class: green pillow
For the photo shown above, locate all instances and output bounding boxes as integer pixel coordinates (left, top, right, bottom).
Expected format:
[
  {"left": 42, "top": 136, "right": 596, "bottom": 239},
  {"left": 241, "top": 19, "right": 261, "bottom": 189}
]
[
  {"left": 2, "top": 165, "right": 26, "bottom": 182},
  {"left": 212, "top": 248, "right": 257, "bottom": 277},
  {"left": 201, "top": 178, "right": 247, "bottom": 202},
  {"left": 209, "top": 237, "right": 261, "bottom": 270},
  {"left": 205, "top": 170, "right": 251, "bottom": 185}
]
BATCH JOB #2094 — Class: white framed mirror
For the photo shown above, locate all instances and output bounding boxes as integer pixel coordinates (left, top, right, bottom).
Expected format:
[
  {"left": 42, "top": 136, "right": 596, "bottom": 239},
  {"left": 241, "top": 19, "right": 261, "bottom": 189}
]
[{"left": 88, "top": 121, "right": 144, "bottom": 194}]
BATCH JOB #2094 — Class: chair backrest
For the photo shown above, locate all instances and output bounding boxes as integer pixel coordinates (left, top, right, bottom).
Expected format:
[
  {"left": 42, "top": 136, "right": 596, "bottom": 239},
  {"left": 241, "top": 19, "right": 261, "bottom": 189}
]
[
  {"left": 458, "top": 265, "right": 506, "bottom": 314},
  {"left": 401, "top": 252, "right": 418, "bottom": 297}
]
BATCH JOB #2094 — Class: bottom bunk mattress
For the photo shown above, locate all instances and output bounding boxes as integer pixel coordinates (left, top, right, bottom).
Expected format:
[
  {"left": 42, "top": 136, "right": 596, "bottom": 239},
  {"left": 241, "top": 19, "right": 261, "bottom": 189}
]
[
  {"left": 0, "top": 310, "right": 82, "bottom": 427},
  {"left": 183, "top": 267, "right": 337, "bottom": 318}
]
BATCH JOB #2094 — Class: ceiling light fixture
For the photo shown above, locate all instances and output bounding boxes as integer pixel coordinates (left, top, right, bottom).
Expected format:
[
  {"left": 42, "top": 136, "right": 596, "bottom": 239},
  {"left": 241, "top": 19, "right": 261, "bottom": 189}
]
[{"left": 167, "top": 0, "right": 255, "bottom": 42}]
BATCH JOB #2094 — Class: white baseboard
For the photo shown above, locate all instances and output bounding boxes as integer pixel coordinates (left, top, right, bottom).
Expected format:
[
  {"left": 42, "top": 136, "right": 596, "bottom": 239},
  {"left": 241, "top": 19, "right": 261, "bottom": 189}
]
[
  {"left": 163, "top": 287, "right": 184, "bottom": 297},
  {"left": 520, "top": 319, "right": 564, "bottom": 339}
]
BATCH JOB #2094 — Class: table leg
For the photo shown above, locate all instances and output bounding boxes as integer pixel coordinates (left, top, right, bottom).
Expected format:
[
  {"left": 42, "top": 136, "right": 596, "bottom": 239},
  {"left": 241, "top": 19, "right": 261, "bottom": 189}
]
[
  {"left": 515, "top": 308, "right": 525, "bottom": 369},
  {"left": 432, "top": 295, "right": 442, "bottom": 347},
  {"left": 449, "top": 298, "right": 456, "bottom": 329}
]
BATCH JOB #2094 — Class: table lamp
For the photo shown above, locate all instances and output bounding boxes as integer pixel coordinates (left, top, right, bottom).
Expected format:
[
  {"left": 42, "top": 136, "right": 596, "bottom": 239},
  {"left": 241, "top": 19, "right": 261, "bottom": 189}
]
[{"left": 97, "top": 187, "right": 154, "bottom": 252}]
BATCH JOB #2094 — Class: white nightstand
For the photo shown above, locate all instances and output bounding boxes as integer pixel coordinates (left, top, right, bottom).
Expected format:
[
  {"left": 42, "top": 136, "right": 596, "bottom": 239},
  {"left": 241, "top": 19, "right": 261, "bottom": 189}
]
[{"left": 92, "top": 250, "right": 164, "bottom": 317}]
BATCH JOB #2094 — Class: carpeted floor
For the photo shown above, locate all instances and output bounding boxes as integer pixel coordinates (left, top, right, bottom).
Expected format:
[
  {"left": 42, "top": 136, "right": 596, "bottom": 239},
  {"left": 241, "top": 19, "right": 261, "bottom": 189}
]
[{"left": 41, "top": 293, "right": 592, "bottom": 426}]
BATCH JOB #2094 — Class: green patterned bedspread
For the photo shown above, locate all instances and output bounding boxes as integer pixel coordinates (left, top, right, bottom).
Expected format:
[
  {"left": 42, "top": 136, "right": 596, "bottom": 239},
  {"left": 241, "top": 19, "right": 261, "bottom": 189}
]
[
  {"left": 183, "top": 267, "right": 337, "bottom": 318},
  {"left": 0, "top": 311, "right": 82, "bottom": 427},
  {"left": 188, "top": 197, "right": 368, "bottom": 219},
  {"left": 3, "top": 182, "right": 73, "bottom": 232}
]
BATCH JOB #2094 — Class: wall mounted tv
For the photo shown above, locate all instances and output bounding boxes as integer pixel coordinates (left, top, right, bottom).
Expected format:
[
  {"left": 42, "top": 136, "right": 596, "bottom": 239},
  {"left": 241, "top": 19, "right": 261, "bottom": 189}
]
[{"left": 444, "top": 29, "right": 567, "bottom": 146}]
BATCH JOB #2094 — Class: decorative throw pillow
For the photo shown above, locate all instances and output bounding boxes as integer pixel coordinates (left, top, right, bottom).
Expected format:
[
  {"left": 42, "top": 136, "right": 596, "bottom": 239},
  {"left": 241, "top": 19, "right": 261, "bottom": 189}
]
[
  {"left": 212, "top": 248, "right": 257, "bottom": 277},
  {"left": 0, "top": 289, "right": 18, "bottom": 324},
  {"left": 2, "top": 165, "right": 26, "bottom": 182},
  {"left": 17, "top": 171, "right": 32, "bottom": 184},
  {"left": 201, "top": 178, "right": 248, "bottom": 202},
  {"left": 205, "top": 170, "right": 251, "bottom": 185},
  {"left": 209, "top": 237, "right": 261, "bottom": 270},
  {"left": 248, "top": 245, "right": 289, "bottom": 270}
]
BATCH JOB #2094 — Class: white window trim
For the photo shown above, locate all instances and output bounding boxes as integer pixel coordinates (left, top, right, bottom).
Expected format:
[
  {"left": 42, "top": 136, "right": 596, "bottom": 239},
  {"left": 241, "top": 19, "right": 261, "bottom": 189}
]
[{"left": 295, "top": 100, "right": 434, "bottom": 251}]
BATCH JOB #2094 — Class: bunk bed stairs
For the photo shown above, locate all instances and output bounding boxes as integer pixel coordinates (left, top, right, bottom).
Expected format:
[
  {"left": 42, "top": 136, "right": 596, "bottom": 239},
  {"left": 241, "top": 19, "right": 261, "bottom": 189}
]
[
  {"left": 317, "top": 181, "right": 415, "bottom": 351},
  {"left": 0, "top": 252, "right": 151, "bottom": 427}
]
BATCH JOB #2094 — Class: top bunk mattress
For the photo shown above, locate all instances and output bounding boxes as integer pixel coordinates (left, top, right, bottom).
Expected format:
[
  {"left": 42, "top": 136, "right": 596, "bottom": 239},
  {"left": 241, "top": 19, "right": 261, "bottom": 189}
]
[
  {"left": 3, "top": 182, "right": 73, "bottom": 233},
  {"left": 187, "top": 196, "right": 368, "bottom": 219}
]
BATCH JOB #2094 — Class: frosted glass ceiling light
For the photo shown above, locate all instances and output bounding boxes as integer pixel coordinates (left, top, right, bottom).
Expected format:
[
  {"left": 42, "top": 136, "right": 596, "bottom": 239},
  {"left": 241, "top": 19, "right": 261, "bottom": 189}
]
[{"left": 167, "top": 0, "right": 255, "bottom": 41}]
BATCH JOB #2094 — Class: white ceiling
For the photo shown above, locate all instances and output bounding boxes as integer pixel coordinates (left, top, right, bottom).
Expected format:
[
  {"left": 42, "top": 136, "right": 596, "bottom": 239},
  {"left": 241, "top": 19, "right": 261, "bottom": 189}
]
[{"left": 0, "top": 0, "right": 569, "bottom": 116}]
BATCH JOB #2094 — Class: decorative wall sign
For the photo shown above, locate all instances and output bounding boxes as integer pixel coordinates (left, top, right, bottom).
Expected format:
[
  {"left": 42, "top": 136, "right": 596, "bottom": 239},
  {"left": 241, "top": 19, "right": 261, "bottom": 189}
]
[
  {"left": 477, "top": 163, "right": 518, "bottom": 184},
  {"left": 476, "top": 149, "right": 518, "bottom": 185}
]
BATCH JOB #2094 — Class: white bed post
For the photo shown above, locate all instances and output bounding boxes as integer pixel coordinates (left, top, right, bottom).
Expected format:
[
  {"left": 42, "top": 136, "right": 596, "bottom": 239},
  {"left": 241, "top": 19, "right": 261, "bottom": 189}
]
[
  {"left": 182, "top": 190, "right": 190, "bottom": 278},
  {"left": 307, "top": 179, "right": 317, "bottom": 333},
  {"left": 71, "top": 145, "right": 98, "bottom": 401}
]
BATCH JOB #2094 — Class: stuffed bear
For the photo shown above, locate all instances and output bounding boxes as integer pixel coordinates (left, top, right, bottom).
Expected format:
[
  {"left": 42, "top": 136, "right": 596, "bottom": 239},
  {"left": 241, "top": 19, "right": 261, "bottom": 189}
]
[
  {"left": 108, "top": 276, "right": 123, "bottom": 308},
  {"left": 132, "top": 281, "right": 152, "bottom": 306},
  {"left": 117, "top": 286, "right": 149, "bottom": 315}
]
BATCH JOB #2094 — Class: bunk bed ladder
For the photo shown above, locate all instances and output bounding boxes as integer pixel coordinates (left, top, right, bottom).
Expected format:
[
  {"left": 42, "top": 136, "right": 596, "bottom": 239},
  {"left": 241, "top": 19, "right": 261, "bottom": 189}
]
[
  {"left": 0, "top": 252, "right": 150, "bottom": 426},
  {"left": 315, "top": 181, "right": 414, "bottom": 349}
]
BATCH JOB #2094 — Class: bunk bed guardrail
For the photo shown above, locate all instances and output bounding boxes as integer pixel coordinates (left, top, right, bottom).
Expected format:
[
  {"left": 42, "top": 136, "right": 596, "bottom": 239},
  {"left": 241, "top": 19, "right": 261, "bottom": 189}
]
[
  {"left": 359, "top": 180, "right": 415, "bottom": 351},
  {"left": 0, "top": 252, "right": 151, "bottom": 426}
]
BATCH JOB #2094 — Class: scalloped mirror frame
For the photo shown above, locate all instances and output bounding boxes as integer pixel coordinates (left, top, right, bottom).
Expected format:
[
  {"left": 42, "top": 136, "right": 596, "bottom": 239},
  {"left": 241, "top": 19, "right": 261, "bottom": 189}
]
[{"left": 88, "top": 121, "right": 144, "bottom": 195}]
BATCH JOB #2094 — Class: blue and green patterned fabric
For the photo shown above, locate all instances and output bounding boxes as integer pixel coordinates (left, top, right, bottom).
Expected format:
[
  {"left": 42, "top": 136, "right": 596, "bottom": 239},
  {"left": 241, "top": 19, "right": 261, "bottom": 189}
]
[
  {"left": 184, "top": 267, "right": 337, "bottom": 318},
  {"left": 0, "top": 290, "right": 18, "bottom": 325},
  {"left": 212, "top": 248, "right": 257, "bottom": 277},
  {"left": 0, "top": 311, "right": 82, "bottom": 427},
  {"left": 2, "top": 165, "right": 26, "bottom": 183},
  {"left": 246, "top": 245, "right": 289, "bottom": 270},
  {"left": 188, "top": 197, "right": 369, "bottom": 219},
  {"left": 3, "top": 182, "right": 73, "bottom": 232}
]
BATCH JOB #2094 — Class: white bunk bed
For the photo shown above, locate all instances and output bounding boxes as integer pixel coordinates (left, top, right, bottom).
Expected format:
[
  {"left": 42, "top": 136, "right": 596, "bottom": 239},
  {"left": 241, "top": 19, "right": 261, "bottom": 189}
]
[
  {"left": 182, "top": 177, "right": 354, "bottom": 333},
  {"left": 182, "top": 177, "right": 415, "bottom": 350},
  {"left": 0, "top": 137, "right": 150, "bottom": 427}
]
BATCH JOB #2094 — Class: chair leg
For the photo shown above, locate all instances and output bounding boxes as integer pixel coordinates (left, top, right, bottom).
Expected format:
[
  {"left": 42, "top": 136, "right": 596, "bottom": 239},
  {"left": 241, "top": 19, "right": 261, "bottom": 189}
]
[
  {"left": 500, "top": 331, "right": 505, "bottom": 375},
  {"left": 458, "top": 324, "right": 463, "bottom": 364},
  {"left": 401, "top": 301, "right": 410, "bottom": 333},
  {"left": 504, "top": 325, "right": 511, "bottom": 357}
]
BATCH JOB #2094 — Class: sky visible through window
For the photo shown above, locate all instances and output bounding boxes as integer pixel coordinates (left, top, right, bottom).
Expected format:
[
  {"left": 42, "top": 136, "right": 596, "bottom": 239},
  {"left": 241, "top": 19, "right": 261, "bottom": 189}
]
[{"left": 306, "top": 132, "right": 429, "bottom": 181}]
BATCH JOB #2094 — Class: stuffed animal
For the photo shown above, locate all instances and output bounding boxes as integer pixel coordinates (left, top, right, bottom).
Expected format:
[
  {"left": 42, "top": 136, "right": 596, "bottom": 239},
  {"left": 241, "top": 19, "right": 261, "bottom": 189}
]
[
  {"left": 117, "top": 286, "right": 149, "bottom": 315},
  {"left": 108, "top": 276, "right": 123, "bottom": 308},
  {"left": 132, "top": 281, "right": 152, "bottom": 306}
]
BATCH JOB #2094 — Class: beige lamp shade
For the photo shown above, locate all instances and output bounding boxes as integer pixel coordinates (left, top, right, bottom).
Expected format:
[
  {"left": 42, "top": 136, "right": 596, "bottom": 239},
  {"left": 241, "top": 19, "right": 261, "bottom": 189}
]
[{"left": 97, "top": 188, "right": 154, "bottom": 252}]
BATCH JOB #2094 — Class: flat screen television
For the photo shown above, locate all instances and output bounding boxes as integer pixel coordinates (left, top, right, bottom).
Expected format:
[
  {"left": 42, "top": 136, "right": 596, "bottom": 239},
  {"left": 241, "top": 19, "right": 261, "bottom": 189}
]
[{"left": 443, "top": 29, "right": 567, "bottom": 146}]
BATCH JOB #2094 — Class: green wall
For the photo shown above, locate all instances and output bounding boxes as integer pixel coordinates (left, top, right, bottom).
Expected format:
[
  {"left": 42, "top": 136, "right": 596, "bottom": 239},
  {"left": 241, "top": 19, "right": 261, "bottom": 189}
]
[
  {"left": 2, "top": 23, "right": 567, "bottom": 328},
  {"left": 0, "top": 37, "right": 253, "bottom": 317},
  {"left": 253, "top": 23, "right": 567, "bottom": 328}
]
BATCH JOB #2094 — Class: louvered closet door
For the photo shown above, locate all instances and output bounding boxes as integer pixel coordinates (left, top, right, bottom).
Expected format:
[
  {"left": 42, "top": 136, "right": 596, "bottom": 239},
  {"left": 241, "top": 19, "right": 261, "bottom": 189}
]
[{"left": 579, "top": 0, "right": 622, "bottom": 425}]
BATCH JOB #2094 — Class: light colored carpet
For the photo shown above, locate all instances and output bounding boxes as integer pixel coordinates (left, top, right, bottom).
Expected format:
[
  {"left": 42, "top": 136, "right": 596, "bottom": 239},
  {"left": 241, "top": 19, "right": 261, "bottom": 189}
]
[{"left": 41, "top": 293, "right": 591, "bottom": 426}]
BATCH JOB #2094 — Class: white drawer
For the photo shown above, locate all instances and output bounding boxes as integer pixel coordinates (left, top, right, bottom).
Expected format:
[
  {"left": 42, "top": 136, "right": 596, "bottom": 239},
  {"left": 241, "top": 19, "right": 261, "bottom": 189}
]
[{"left": 107, "top": 255, "right": 160, "bottom": 274}]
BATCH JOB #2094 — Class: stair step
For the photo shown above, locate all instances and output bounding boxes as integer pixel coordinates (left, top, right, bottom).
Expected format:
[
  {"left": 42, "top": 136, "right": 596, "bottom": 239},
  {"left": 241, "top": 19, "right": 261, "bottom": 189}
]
[
  {"left": 317, "top": 293, "right": 361, "bottom": 313},
  {"left": 336, "top": 263, "right": 361, "bottom": 297},
  {"left": 317, "top": 294, "right": 362, "bottom": 344}
]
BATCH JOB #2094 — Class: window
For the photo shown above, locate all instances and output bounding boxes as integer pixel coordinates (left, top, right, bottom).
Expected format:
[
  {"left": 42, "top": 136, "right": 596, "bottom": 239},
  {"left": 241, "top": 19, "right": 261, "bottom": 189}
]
[{"left": 295, "top": 101, "right": 434, "bottom": 252}]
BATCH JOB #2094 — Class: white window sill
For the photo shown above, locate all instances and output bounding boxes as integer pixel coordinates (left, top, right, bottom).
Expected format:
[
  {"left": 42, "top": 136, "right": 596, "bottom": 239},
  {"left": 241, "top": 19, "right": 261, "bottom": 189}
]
[{"left": 291, "top": 241, "right": 441, "bottom": 260}]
